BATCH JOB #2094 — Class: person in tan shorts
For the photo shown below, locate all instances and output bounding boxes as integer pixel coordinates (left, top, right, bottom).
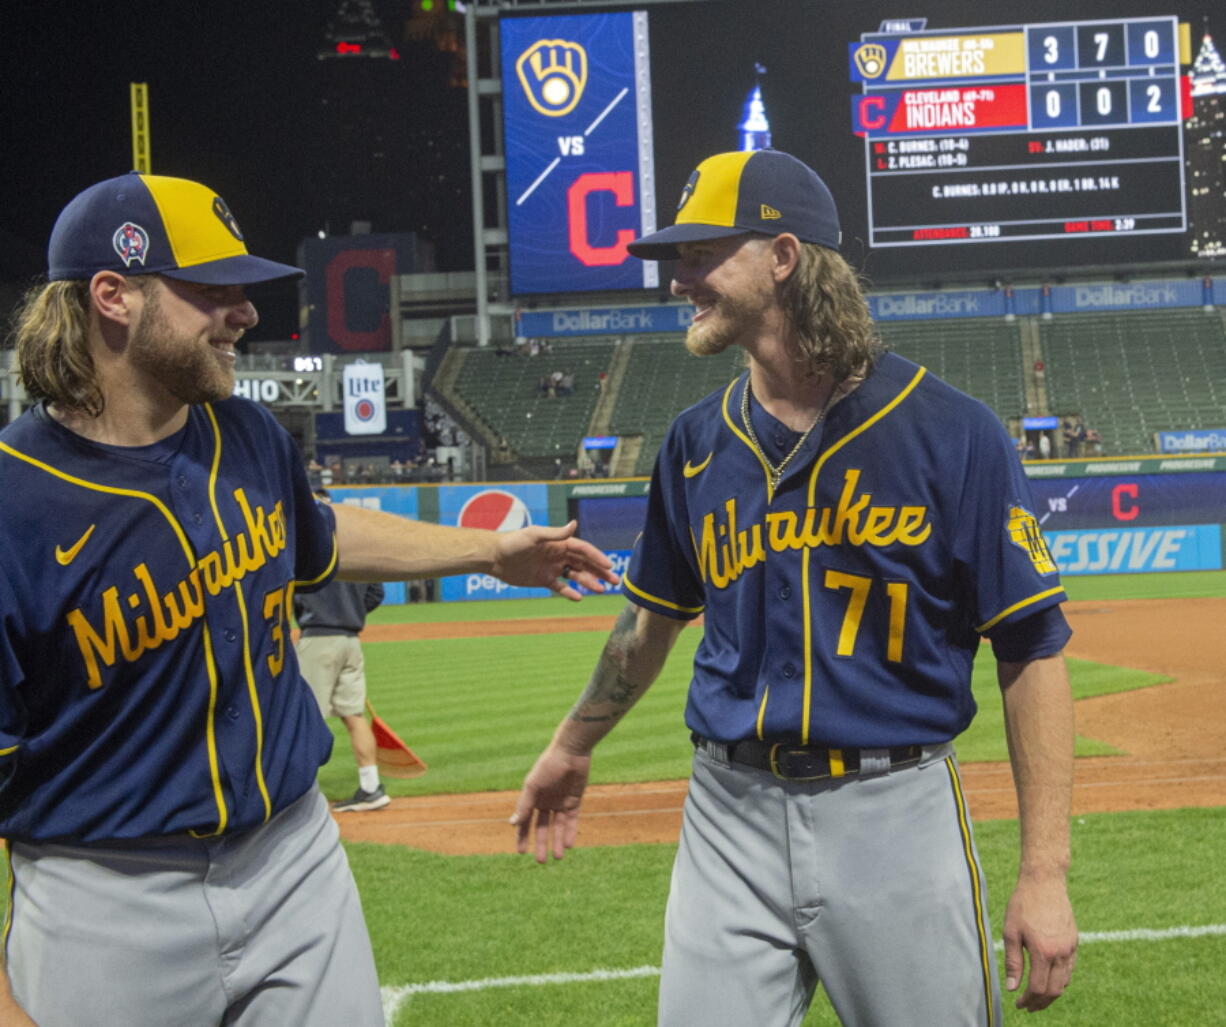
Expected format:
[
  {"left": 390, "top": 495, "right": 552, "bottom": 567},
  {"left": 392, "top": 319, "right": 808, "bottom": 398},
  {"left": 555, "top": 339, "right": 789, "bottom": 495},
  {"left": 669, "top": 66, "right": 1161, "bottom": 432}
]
[{"left": 295, "top": 488, "right": 389, "bottom": 811}]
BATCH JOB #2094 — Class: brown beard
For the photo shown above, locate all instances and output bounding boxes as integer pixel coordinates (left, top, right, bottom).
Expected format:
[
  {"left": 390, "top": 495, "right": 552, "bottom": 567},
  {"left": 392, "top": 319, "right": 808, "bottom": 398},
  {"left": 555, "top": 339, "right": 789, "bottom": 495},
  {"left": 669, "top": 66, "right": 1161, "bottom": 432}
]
[
  {"left": 128, "top": 285, "right": 235, "bottom": 405},
  {"left": 683, "top": 295, "right": 762, "bottom": 357}
]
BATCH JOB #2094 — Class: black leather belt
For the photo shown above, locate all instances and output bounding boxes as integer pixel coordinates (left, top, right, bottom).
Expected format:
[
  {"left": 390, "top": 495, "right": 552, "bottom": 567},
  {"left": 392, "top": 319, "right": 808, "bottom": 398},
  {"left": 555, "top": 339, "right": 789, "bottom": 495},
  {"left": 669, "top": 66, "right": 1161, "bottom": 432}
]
[{"left": 692, "top": 733, "right": 924, "bottom": 782}]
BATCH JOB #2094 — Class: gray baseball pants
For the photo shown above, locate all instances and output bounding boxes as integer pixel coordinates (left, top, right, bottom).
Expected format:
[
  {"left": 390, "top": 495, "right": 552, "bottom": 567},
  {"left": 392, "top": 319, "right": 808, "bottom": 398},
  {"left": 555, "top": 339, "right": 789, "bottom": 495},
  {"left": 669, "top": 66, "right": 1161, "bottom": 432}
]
[
  {"left": 6, "top": 786, "right": 384, "bottom": 1026},
  {"left": 658, "top": 743, "right": 1001, "bottom": 1026}
]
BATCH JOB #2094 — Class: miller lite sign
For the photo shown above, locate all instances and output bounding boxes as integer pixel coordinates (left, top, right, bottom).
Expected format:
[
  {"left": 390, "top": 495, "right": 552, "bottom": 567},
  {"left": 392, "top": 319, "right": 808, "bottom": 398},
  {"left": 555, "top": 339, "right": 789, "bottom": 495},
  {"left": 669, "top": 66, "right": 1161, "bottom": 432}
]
[{"left": 342, "top": 360, "right": 386, "bottom": 435}]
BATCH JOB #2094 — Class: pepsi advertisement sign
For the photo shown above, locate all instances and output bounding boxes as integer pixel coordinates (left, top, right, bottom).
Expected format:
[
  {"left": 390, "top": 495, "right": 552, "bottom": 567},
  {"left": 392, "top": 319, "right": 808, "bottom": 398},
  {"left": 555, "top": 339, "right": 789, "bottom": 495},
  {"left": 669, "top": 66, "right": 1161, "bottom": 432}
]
[
  {"left": 500, "top": 12, "right": 658, "bottom": 295},
  {"left": 438, "top": 485, "right": 553, "bottom": 600}
]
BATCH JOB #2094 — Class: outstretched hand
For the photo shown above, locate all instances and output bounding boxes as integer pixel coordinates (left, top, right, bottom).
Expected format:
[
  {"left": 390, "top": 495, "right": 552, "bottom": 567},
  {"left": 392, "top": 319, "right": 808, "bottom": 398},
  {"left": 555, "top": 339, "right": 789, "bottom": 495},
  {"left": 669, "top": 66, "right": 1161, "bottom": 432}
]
[
  {"left": 510, "top": 746, "right": 592, "bottom": 863},
  {"left": 492, "top": 520, "right": 619, "bottom": 601}
]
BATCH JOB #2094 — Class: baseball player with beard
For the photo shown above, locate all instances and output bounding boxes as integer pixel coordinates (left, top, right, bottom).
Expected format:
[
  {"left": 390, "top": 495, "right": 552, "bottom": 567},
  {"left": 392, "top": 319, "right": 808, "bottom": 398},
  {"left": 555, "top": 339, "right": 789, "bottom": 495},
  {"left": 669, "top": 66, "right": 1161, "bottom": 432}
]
[
  {"left": 0, "top": 171, "right": 617, "bottom": 1027},
  {"left": 513, "top": 150, "right": 1078, "bottom": 1025}
]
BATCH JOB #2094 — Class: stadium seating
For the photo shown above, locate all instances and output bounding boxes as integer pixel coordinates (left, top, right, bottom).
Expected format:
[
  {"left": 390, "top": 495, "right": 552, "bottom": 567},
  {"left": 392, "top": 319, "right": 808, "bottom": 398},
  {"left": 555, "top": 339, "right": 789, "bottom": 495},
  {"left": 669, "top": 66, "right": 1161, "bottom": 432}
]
[
  {"left": 436, "top": 307, "right": 1224, "bottom": 474},
  {"left": 450, "top": 339, "right": 617, "bottom": 463},
  {"left": 607, "top": 335, "right": 745, "bottom": 475},
  {"left": 875, "top": 317, "right": 1026, "bottom": 422},
  {"left": 1039, "top": 310, "right": 1226, "bottom": 456}
]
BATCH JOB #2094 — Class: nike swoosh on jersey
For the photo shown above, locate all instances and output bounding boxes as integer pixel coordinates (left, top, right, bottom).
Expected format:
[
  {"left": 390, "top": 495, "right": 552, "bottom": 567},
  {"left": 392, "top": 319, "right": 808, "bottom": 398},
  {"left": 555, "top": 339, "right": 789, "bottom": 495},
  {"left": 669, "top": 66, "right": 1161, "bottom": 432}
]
[
  {"left": 55, "top": 524, "right": 97, "bottom": 566},
  {"left": 683, "top": 452, "right": 713, "bottom": 478}
]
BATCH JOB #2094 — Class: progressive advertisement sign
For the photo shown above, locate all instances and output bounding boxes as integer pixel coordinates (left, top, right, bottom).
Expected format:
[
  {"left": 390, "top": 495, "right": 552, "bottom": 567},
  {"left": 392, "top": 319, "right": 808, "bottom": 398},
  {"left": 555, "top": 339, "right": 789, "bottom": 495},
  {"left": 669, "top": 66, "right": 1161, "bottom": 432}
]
[{"left": 1028, "top": 471, "right": 1225, "bottom": 574}]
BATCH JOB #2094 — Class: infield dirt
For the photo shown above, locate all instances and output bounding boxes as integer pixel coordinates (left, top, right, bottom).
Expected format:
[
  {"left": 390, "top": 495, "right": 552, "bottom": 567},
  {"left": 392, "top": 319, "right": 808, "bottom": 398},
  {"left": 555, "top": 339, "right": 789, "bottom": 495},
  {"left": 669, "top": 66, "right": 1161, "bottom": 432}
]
[{"left": 337, "top": 596, "right": 1226, "bottom": 855}]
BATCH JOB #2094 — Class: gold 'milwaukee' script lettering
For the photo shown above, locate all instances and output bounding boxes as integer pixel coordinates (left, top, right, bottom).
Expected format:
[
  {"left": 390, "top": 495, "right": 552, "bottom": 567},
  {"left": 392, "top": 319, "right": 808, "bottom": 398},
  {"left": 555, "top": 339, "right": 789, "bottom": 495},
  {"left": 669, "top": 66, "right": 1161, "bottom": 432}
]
[
  {"left": 698, "top": 469, "right": 931, "bottom": 588},
  {"left": 66, "top": 490, "right": 288, "bottom": 689}
]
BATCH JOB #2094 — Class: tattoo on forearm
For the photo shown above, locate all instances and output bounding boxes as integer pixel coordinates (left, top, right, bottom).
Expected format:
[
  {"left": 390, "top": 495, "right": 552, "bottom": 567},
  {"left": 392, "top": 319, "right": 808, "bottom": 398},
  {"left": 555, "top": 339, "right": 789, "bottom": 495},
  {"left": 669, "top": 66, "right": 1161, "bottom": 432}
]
[{"left": 568, "top": 607, "right": 645, "bottom": 724}]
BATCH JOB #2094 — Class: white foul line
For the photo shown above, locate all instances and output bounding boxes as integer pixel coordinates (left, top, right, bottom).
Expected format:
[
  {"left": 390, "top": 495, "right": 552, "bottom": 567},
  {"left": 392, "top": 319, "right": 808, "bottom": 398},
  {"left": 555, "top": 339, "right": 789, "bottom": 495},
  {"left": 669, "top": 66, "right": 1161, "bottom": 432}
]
[{"left": 381, "top": 924, "right": 1226, "bottom": 1019}]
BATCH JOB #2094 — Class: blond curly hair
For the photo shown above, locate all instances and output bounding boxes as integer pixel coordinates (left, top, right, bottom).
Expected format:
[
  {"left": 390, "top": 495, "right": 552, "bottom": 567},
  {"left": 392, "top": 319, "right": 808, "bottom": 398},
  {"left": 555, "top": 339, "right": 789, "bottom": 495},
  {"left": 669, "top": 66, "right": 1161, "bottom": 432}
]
[
  {"left": 778, "top": 242, "right": 882, "bottom": 381},
  {"left": 11, "top": 280, "right": 103, "bottom": 415}
]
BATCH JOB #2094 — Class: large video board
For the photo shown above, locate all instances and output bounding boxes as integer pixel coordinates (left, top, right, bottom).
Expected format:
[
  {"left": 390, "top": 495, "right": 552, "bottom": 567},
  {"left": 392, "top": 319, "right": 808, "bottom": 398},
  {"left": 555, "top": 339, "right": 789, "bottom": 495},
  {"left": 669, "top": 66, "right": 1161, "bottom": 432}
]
[
  {"left": 500, "top": 12, "right": 657, "bottom": 295},
  {"left": 499, "top": 1, "right": 1226, "bottom": 295}
]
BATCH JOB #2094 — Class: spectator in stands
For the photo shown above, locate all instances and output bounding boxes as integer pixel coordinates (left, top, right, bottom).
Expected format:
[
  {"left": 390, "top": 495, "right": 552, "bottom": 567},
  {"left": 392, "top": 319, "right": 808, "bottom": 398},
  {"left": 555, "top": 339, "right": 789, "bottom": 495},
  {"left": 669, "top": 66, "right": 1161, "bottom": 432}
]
[
  {"left": 1084, "top": 427, "right": 1103, "bottom": 456},
  {"left": 1072, "top": 421, "right": 1088, "bottom": 456},
  {"left": 1061, "top": 420, "right": 1079, "bottom": 457},
  {"left": 389, "top": 459, "right": 405, "bottom": 481},
  {"left": 1038, "top": 432, "right": 1052, "bottom": 459},
  {"left": 558, "top": 372, "right": 575, "bottom": 396}
]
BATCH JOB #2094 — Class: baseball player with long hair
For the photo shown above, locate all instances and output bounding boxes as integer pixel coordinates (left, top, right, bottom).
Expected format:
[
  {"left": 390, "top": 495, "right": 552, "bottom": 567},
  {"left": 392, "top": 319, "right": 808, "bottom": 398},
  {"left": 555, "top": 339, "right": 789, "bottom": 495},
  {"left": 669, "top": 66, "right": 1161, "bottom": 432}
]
[
  {"left": 0, "top": 171, "right": 617, "bottom": 1026},
  {"left": 513, "top": 149, "right": 1077, "bottom": 1025}
]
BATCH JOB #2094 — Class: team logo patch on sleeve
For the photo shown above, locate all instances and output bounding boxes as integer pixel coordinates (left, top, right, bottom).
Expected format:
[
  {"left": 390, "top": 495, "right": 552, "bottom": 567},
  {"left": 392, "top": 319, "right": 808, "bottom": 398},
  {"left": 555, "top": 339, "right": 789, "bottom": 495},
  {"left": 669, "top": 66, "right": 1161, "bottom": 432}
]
[{"left": 1007, "top": 505, "right": 1057, "bottom": 575}]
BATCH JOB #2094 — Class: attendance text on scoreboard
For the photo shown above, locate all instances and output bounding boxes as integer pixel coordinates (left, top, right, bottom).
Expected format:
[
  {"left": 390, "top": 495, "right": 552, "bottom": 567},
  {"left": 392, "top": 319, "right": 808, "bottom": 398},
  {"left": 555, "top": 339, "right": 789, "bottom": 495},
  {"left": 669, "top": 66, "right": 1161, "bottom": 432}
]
[{"left": 849, "top": 16, "right": 1189, "bottom": 247}]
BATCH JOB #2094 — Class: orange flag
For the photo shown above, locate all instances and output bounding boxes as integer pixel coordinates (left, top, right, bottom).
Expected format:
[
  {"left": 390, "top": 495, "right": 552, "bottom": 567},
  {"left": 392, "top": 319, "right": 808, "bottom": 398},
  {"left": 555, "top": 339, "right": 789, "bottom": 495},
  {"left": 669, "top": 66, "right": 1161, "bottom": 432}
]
[{"left": 365, "top": 700, "right": 428, "bottom": 779}]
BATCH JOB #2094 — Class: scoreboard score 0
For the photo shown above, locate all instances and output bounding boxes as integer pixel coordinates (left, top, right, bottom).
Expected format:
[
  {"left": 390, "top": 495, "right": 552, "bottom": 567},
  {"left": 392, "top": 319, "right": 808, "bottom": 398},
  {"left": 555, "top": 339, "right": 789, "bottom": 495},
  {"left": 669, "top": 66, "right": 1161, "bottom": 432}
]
[{"left": 850, "top": 16, "right": 1190, "bottom": 248}]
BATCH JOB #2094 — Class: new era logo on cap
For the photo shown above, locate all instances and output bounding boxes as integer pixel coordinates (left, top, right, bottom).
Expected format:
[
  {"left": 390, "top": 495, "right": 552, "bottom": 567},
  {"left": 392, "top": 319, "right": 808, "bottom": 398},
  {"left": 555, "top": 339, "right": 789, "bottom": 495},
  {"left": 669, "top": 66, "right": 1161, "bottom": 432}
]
[
  {"left": 627, "top": 149, "right": 842, "bottom": 261},
  {"left": 48, "top": 171, "right": 303, "bottom": 286}
]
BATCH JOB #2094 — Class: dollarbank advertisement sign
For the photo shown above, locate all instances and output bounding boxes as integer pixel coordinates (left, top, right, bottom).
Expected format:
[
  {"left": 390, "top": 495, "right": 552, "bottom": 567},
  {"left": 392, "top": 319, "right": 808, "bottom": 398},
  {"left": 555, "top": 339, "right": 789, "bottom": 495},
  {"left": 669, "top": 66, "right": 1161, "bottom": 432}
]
[{"left": 500, "top": 12, "right": 657, "bottom": 295}]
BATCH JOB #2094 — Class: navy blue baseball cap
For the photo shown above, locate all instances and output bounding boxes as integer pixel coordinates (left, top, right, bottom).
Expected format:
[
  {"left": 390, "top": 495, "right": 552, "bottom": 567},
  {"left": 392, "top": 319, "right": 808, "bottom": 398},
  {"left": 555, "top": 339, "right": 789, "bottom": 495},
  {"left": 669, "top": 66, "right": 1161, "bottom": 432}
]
[
  {"left": 47, "top": 171, "right": 304, "bottom": 285},
  {"left": 627, "top": 149, "right": 841, "bottom": 261}
]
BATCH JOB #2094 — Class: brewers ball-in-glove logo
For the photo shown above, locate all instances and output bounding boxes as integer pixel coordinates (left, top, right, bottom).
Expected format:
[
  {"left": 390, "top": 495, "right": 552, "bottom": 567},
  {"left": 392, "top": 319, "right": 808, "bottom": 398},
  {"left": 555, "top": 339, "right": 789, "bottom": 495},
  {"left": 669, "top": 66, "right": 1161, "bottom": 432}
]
[
  {"left": 212, "top": 195, "right": 245, "bottom": 241},
  {"left": 853, "top": 43, "right": 888, "bottom": 78},
  {"left": 112, "top": 222, "right": 150, "bottom": 267},
  {"left": 1007, "top": 504, "right": 1058, "bottom": 575},
  {"left": 677, "top": 170, "right": 700, "bottom": 211},
  {"left": 516, "top": 38, "right": 588, "bottom": 117}
]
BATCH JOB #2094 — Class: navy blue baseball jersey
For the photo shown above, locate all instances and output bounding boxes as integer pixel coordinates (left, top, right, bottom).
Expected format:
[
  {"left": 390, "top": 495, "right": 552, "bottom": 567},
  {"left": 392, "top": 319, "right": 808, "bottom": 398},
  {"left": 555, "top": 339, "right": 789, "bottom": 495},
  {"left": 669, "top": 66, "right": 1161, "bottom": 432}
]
[
  {"left": 624, "top": 352, "right": 1066, "bottom": 748},
  {"left": 0, "top": 398, "right": 338, "bottom": 842}
]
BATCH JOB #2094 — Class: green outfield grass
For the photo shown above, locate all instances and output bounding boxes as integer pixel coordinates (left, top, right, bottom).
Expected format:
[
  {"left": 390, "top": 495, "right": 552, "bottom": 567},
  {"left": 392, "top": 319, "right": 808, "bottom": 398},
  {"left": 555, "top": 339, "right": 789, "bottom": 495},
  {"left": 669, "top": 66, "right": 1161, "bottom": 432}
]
[
  {"left": 322, "top": 630, "right": 1164, "bottom": 799},
  {"left": 325, "top": 568, "right": 1215, "bottom": 800},
  {"left": 1059, "top": 568, "right": 1226, "bottom": 601},
  {"left": 323, "top": 579, "right": 1184, "bottom": 800},
  {"left": 338, "top": 569, "right": 1222, "bottom": 1024},
  {"left": 352, "top": 806, "right": 1226, "bottom": 1026},
  {"left": 7, "top": 572, "right": 1215, "bottom": 1023}
]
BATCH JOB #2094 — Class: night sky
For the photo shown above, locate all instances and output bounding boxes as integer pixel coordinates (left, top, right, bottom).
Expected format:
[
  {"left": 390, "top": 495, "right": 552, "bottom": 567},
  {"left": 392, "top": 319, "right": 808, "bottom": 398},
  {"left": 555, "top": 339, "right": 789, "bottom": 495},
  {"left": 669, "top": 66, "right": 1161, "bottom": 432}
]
[{"left": 1, "top": 0, "right": 469, "bottom": 341}]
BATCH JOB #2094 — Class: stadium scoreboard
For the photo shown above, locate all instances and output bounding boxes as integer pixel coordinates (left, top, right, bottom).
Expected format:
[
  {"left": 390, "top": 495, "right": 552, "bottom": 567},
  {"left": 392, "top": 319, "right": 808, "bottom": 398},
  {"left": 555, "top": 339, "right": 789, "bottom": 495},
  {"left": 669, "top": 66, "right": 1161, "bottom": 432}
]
[{"left": 851, "top": 16, "right": 1190, "bottom": 248}]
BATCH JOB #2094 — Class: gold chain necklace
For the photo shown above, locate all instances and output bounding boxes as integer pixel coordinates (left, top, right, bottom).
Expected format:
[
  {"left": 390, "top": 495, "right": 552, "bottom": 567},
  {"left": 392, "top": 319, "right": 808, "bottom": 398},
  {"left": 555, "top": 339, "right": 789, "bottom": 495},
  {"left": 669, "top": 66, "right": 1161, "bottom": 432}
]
[{"left": 740, "top": 377, "right": 836, "bottom": 492}]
